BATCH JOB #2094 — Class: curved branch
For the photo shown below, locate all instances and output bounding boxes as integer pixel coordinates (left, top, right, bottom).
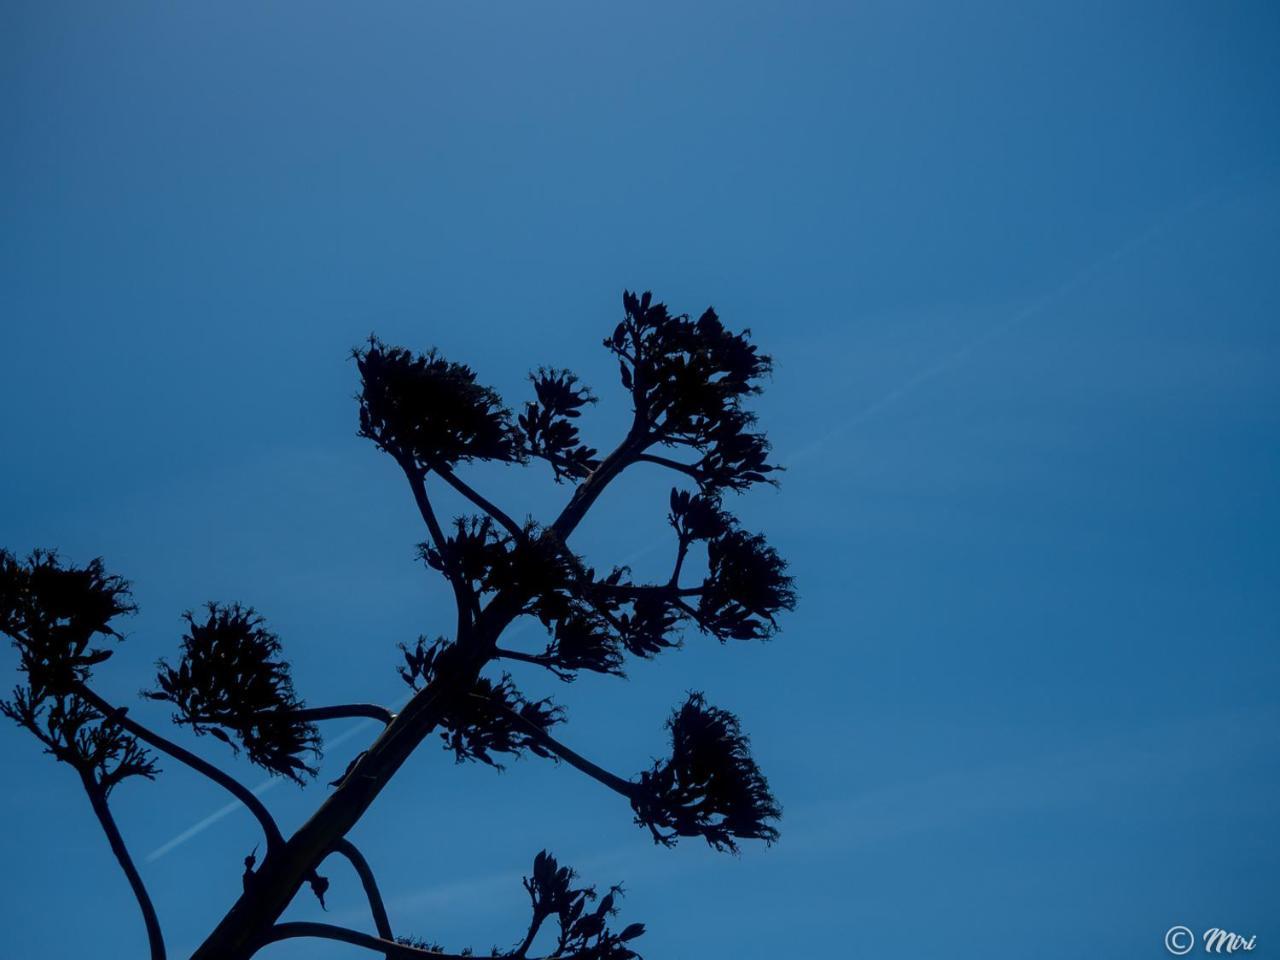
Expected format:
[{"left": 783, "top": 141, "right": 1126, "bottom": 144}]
[
  {"left": 73, "top": 683, "right": 285, "bottom": 850},
  {"left": 79, "top": 772, "right": 166, "bottom": 960},
  {"left": 401, "top": 462, "right": 473, "bottom": 625},
  {"left": 191, "top": 704, "right": 395, "bottom": 727},
  {"left": 596, "top": 583, "right": 703, "bottom": 599},
  {"left": 494, "top": 646, "right": 582, "bottom": 682},
  {"left": 260, "top": 923, "right": 472, "bottom": 960},
  {"left": 514, "top": 911, "right": 547, "bottom": 959},
  {"left": 403, "top": 465, "right": 451, "bottom": 559},
  {"left": 668, "top": 536, "right": 690, "bottom": 588},
  {"left": 260, "top": 921, "right": 605, "bottom": 960},
  {"left": 635, "top": 452, "right": 701, "bottom": 479},
  {"left": 328, "top": 838, "right": 393, "bottom": 944},
  {"left": 476, "top": 694, "right": 636, "bottom": 799},
  {"left": 550, "top": 425, "right": 649, "bottom": 541},
  {"left": 436, "top": 465, "right": 524, "bottom": 541}
]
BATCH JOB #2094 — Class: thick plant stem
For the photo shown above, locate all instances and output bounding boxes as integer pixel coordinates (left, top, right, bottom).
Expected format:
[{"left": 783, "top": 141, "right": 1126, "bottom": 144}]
[
  {"left": 189, "top": 608, "right": 511, "bottom": 960},
  {"left": 195, "top": 429, "right": 641, "bottom": 959},
  {"left": 80, "top": 773, "right": 166, "bottom": 960}
]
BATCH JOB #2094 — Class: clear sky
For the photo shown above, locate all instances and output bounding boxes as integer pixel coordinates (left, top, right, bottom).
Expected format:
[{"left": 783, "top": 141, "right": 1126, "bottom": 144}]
[{"left": 2, "top": 2, "right": 1278, "bottom": 958}]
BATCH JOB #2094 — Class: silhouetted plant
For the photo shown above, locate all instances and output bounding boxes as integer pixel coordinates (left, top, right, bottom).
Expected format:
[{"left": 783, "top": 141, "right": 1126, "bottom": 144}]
[
  {"left": 1, "top": 290, "right": 794, "bottom": 960},
  {"left": 147, "top": 603, "right": 322, "bottom": 783}
]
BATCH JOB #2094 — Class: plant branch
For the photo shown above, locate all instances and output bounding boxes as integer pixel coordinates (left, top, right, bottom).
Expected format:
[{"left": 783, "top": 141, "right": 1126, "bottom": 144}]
[
  {"left": 494, "top": 647, "right": 577, "bottom": 682},
  {"left": 673, "top": 597, "right": 713, "bottom": 633},
  {"left": 669, "top": 536, "right": 690, "bottom": 588},
  {"left": 514, "top": 911, "right": 547, "bottom": 959},
  {"left": 401, "top": 462, "right": 473, "bottom": 626},
  {"left": 260, "top": 921, "right": 607, "bottom": 960},
  {"left": 329, "top": 838, "right": 394, "bottom": 943},
  {"left": 494, "top": 647, "right": 561, "bottom": 669},
  {"left": 73, "top": 683, "right": 285, "bottom": 850},
  {"left": 189, "top": 632, "right": 505, "bottom": 960},
  {"left": 475, "top": 693, "right": 636, "bottom": 800},
  {"left": 597, "top": 583, "right": 703, "bottom": 599},
  {"left": 191, "top": 704, "right": 395, "bottom": 727},
  {"left": 436, "top": 465, "right": 524, "bottom": 541},
  {"left": 636, "top": 452, "right": 701, "bottom": 479},
  {"left": 78, "top": 772, "right": 166, "bottom": 960},
  {"left": 549, "top": 425, "right": 649, "bottom": 542},
  {"left": 260, "top": 922, "right": 474, "bottom": 960}
]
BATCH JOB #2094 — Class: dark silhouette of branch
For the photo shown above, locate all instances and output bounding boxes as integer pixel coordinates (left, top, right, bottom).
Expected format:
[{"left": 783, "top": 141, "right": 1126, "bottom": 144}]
[
  {"left": 73, "top": 683, "right": 285, "bottom": 850},
  {"left": 475, "top": 693, "right": 636, "bottom": 800},
  {"left": 493, "top": 646, "right": 554, "bottom": 667},
  {"left": 403, "top": 466, "right": 451, "bottom": 566},
  {"left": 78, "top": 771, "right": 166, "bottom": 960},
  {"left": 328, "top": 838, "right": 394, "bottom": 946},
  {"left": 635, "top": 452, "right": 700, "bottom": 479},
  {"left": 437, "top": 464, "right": 524, "bottom": 540},
  {"left": 401, "top": 462, "right": 474, "bottom": 624},
  {"left": 260, "top": 923, "right": 474, "bottom": 959},
  {"left": 191, "top": 703, "right": 394, "bottom": 727},
  {"left": 549, "top": 428, "right": 648, "bottom": 543},
  {"left": 596, "top": 583, "right": 703, "bottom": 599},
  {"left": 261, "top": 921, "right": 630, "bottom": 960},
  {"left": 493, "top": 646, "right": 577, "bottom": 679}
]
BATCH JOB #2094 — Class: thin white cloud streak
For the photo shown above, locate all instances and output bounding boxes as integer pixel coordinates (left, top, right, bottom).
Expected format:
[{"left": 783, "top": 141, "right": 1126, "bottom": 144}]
[
  {"left": 145, "top": 777, "right": 284, "bottom": 863},
  {"left": 145, "top": 693, "right": 413, "bottom": 862},
  {"left": 787, "top": 184, "right": 1227, "bottom": 466}
]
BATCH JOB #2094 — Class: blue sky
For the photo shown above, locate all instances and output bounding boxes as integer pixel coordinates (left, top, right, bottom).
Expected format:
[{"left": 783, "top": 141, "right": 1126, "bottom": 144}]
[{"left": 2, "top": 2, "right": 1278, "bottom": 958}]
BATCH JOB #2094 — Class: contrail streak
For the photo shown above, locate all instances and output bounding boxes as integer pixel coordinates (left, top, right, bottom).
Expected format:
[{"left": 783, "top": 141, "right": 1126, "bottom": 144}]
[
  {"left": 788, "top": 184, "right": 1226, "bottom": 464},
  {"left": 145, "top": 694, "right": 412, "bottom": 862},
  {"left": 146, "top": 777, "right": 282, "bottom": 863}
]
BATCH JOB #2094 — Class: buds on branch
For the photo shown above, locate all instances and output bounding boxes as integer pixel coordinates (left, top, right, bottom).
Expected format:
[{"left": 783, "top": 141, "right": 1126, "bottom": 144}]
[
  {"left": 631, "top": 693, "right": 780, "bottom": 852},
  {"left": 519, "top": 369, "right": 599, "bottom": 483},
  {"left": 147, "top": 603, "right": 320, "bottom": 783},
  {"left": 521, "top": 850, "right": 645, "bottom": 960},
  {"left": 669, "top": 489, "right": 796, "bottom": 642},
  {"left": 1, "top": 687, "right": 158, "bottom": 794},
  {"left": 400, "top": 637, "right": 565, "bottom": 769},
  {"left": 0, "top": 551, "right": 156, "bottom": 792},
  {"left": 609, "top": 291, "right": 776, "bottom": 493},
  {"left": 0, "top": 550, "right": 135, "bottom": 696},
  {"left": 356, "top": 338, "right": 524, "bottom": 472},
  {"left": 394, "top": 852, "right": 645, "bottom": 959}
]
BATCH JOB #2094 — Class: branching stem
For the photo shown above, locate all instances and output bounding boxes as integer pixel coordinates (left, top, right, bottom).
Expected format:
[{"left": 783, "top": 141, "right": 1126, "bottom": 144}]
[
  {"left": 73, "top": 683, "right": 285, "bottom": 850},
  {"left": 636, "top": 452, "right": 701, "bottom": 479},
  {"left": 436, "top": 465, "right": 524, "bottom": 540},
  {"left": 475, "top": 693, "right": 636, "bottom": 799}
]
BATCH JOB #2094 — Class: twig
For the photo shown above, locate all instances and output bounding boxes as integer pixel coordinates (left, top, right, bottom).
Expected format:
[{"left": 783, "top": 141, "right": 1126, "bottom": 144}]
[
  {"left": 475, "top": 694, "right": 636, "bottom": 799},
  {"left": 436, "top": 465, "right": 524, "bottom": 541},
  {"left": 329, "top": 838, "right": 394, "bottom": 946}
]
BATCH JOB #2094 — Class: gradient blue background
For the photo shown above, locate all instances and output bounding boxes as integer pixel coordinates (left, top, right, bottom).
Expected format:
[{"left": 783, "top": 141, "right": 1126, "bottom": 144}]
[{"left": 2, "top": 3, "right": 1278, "bottom": 958}]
